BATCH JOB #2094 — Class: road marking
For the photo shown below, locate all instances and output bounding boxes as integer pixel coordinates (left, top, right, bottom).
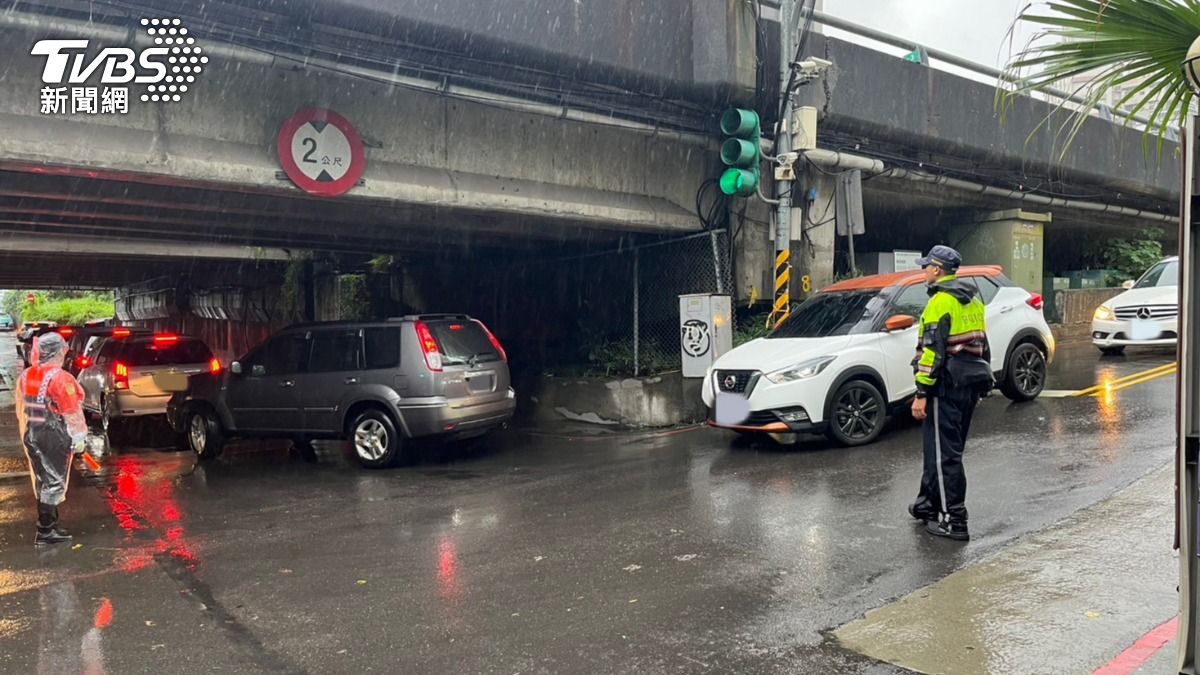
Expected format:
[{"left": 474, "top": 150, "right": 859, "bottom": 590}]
[
  {"left": 1092, "top": 615, "right": 1177, "bottom": 675},
  {"left": 1040, "top": 390, "right": 1080, "bottom": 398},
  {"left": 1069, "top": 362, "right": 1177, "bottom": 398}
]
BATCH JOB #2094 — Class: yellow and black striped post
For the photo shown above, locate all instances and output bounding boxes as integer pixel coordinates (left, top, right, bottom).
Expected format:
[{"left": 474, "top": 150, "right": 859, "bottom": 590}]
[{"left": 769, "top": 248, "right": 791, "bottom": 329}]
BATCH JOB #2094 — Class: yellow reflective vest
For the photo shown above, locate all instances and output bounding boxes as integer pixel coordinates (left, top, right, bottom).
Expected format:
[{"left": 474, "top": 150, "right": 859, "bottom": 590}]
[{"left": 914, "top": 275, "right": 991, "bottom": 395}]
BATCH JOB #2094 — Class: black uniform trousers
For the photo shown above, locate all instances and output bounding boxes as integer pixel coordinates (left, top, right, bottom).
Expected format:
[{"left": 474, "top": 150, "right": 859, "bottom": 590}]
[{"left": 915, "top": 386, "right": 980, "bottom": 523}]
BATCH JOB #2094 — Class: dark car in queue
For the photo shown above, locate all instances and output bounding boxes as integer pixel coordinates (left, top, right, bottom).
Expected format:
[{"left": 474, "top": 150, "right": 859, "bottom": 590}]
[
  {"left": 77, "top": 332, "right": 220, "bottom": 441},
  {"left": 168, "top": 315, "right": 516, "bottom": 469},
  {"left": 16, "top": 322, "right": 58, "bottom": 367},
  {"left": 65, "top": 326, "right": 151, "bottom": 376}
]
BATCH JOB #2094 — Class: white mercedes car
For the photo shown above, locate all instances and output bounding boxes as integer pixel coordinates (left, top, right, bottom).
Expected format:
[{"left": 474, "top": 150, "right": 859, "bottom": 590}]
[
  {"left": 1091, "top": 256, "right": 1179, "bottom": 355},
  {"left": 703, "top": 266, "right": 1055, "bottom": 446}
]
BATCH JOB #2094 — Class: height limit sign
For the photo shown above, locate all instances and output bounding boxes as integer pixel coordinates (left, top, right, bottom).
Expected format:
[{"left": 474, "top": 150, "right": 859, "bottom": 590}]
[{"left": 277, "top": 107, "right": 365, "bottom": 197}]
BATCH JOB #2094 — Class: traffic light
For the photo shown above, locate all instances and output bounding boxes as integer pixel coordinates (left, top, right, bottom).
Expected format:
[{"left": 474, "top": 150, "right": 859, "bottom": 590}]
[{"left": 719, "top": 108, "right": 762, "bottom": 197}]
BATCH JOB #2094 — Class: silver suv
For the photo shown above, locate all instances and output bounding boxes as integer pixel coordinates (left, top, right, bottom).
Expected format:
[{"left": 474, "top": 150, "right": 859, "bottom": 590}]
[
  {"left": 78, "top": 333, "right": 219, "bottom": 439},
  {"left": 167, "top": 315, "right": 516, "bottom": 468}
]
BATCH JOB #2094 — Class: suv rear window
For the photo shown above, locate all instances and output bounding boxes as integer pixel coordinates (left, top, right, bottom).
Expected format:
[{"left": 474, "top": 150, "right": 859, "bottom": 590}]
[
  {"left": 427, "top": 321, "right": 500, "bottom": 365},
  {"left": 120, "top": 338, "right": 213, "bottom": 367}
]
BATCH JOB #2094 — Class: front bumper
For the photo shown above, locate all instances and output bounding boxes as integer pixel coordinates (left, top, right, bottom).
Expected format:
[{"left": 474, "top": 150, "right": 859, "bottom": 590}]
[
  {"left": 706, "top": 407, "right": 824, "bottom": 434},
  {"left": 1091, "top": 317, "right": 1178, "bottom": 348},
  {"left": 398, "top": 389, "right": 517, "bottom": 439},
  {"left": 702, "top": 366, "right": 837, "bottom": 431}
]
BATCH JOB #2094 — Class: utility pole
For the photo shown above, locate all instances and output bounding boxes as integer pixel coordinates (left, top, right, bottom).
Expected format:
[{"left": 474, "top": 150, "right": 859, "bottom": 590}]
[{"left": 769, "top": 0, "right": 795, "bottom": 330}]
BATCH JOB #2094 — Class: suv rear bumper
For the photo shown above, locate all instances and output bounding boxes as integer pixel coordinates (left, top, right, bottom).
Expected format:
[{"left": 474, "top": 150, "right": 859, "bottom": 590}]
[{"left": 398, "top": 389, "right": 516, "bottom": 439}]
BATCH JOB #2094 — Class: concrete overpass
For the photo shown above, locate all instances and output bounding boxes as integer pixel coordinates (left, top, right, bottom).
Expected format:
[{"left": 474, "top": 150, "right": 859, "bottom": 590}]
[{"left": 0, "top": 0, "right": 1182, "bottom": 363}]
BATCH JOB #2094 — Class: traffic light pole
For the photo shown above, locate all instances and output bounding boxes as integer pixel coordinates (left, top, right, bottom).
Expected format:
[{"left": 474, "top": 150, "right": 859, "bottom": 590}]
[{"left": 770, "top": 0, "right": 795, "bottom": 330}]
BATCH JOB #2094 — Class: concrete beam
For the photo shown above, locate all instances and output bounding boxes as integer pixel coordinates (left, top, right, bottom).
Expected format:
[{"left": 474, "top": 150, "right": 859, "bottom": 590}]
[{"left": 0, "top": 234, "right": 293, "bottom": 262}]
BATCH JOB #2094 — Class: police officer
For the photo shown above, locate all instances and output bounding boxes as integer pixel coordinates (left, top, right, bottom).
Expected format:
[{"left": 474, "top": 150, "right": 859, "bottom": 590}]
[
  {"left": 15, "top": 332, "right": 88, "bottom": 546},
  {"left": 907, "top": 245, "right": 993, "bottom": 541}
]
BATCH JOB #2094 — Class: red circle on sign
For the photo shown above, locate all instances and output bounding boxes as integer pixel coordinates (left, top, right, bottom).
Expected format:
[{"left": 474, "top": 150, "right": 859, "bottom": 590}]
[{"left": 277, "top": 107, "right": 366, "bottom": 197}]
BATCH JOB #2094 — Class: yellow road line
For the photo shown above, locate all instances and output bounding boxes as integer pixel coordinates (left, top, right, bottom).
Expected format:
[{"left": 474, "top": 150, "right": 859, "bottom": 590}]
[
  {"left": 1091, "top": 364, "right": 1177, "bottom": 397},
  {"left": 1069, "top": 362, "right": 1177, "bottom": 397}
]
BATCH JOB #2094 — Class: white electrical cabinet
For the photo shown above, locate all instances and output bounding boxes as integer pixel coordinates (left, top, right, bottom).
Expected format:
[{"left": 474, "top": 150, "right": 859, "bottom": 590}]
[{"left": 679, "top": 294, "right": 733, "bottom": 378}]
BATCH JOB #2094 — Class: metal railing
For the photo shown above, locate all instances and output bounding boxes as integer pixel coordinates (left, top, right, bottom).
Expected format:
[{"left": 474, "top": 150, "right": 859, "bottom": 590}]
[{"left": 758, "top": 1, "right": 1163, "bottom": 130}]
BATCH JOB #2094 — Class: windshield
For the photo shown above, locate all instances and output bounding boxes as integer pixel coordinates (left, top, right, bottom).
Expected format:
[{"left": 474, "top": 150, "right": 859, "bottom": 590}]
[
  {"left": 1134, "top": 260, "right": 1178, "bottom": 289},
  {"left": 767, "top": 290, "right": 886, "bottom": 339}
]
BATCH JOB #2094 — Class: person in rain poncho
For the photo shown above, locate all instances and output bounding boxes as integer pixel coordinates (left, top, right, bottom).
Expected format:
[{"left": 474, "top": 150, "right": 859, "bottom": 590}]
[{"left": 15, "top": 332, "right": 88, "bottom": 545}]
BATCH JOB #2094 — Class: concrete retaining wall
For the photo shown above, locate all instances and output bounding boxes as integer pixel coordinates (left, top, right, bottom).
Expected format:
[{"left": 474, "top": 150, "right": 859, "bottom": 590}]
[
  {"left": 1046, "top": 288, "right": 1124, "bottom": 325},
  {"left": 528, "top": 371, "right": 706, "bottom": 429}
]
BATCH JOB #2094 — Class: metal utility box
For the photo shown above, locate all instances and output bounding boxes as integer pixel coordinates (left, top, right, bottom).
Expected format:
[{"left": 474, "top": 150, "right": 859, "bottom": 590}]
[
  {"left": 679, "top": 294, "right": 733, "bottom": 378},
  {"left": 950, "top": 209, "right": 1048, "bottom": 293},
  {"left": 858, "top": 250, "right": 923, "bottom": 275}
]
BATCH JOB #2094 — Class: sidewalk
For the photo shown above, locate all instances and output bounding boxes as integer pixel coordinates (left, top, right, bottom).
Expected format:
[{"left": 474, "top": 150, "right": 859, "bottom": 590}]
[{"left": 834, "top": 463, "right": 1178, "bottom": 675}]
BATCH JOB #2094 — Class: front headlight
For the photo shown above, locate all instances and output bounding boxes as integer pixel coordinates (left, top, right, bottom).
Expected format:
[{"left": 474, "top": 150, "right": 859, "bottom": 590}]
[
  {"left": 1093, "top": 305, "right": 1115, "bottom": 321},
  {"left": 765, "top": 355, "right": 837, "bottom": 384}
]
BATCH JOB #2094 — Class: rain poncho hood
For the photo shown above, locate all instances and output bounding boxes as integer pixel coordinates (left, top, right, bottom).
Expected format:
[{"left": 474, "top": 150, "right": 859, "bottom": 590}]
[{"left": 32, "top": 332, "right": 67, "bottom": 366}]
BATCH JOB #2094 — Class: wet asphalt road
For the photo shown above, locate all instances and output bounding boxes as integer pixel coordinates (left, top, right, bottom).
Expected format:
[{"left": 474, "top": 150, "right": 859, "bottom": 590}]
[{"left": 0, "top": 337, "right": 1179, "bottom": 674}]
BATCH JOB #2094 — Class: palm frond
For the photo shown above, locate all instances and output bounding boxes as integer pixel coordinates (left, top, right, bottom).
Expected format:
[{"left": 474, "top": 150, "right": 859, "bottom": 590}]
[{"left": 998, "top": 0, "right": 1200, "bottom": 156}]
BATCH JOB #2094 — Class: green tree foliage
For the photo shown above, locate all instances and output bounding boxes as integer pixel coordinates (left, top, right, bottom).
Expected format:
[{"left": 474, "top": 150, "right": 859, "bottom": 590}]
[
  {"left": 21, "top": 297, "right": 115, "bottom": 325},
  {"left": 1087, "top": 227, "right": 1166, "bottom": 281},
  {"left": 2, "top": 290, "right": 114, "bottom": 324}
]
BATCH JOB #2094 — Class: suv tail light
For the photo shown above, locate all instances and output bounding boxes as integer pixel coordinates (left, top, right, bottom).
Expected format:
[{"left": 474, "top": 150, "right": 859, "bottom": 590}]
[
  {"left": 476, "top": 321, "right": 508, "bottom": 362},
  {"left": 58, "top": 327, "right": 75, "bottom": 339},
  {"left": 75, "top": 356, "right": 92, "bottom": 370},
  {"left": 153, "top": 333, "right": 179, "bottom": 346},
  {"left": 414, "top": 322, "right": 443, "bottom": 372},
  {"left": 113, "top": 362, "right": 129, "bottom": 390},
  {"left": 1027, "top": 293, "right": 1044, "bottom": 311},
  {"left": 209, "top": 358, "right": 222, "bottom": 375},
  {"left": 112, "top": 328, "right": 132, "bottom": 338}
]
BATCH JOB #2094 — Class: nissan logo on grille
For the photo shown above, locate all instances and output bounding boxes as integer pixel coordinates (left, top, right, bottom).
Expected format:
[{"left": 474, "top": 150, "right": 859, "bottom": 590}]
[
  {"left": 1136, "top": 306, "right": 1153, "bottom": 319},
  {"left": 723, "top": 375, "right": 738, "bottom": 391}
]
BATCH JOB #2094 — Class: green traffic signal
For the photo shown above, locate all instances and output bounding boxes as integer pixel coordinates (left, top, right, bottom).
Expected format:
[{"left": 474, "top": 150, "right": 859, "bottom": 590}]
[
  {"left": 720, "top": 168, "right": 758, "bottom": 197},
  {"left": 718, "top": 107, "right": 761, "bottom": 197}
]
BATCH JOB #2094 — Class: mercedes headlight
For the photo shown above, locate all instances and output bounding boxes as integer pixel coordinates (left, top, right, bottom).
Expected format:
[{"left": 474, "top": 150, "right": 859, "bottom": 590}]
[
  {"left": 1093, "top": 305, "right": 1115, "bottom": 321},
  {"left": 765, "top": 356, "right": 837, "bottom": 384}
]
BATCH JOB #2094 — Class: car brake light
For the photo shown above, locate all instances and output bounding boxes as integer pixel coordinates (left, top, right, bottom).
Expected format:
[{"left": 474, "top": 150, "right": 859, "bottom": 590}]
[
  {"left": 414, "top": 322, "right": 443, "bottom": 372},
  {"left": 113, "top": 362, "right": 129, "bottom": 390},
  {"left": 209, "top": 358, "right": 222, "bottom": 375},
  {"left": 112, "top": 328, "right": 132, "bottom": 338},
  {"left": 58, "top": 327, "right": 75, "bottom": 339},
  {"left": 476, "top": 321, "right": 508, "bottom": 362},
  {"left": 76, "top": 356, "right": 92, "bottom": 369},
  {"left": 1027, "top": 293, "right": 1044, "bottom": 311},
  {"left": 153, "top": 333, "right": 179, "bottom": 346}
]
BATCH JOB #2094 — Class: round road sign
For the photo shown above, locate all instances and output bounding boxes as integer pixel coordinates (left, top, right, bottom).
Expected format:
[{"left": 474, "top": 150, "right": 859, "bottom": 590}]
[{"left": 277, "top": 107, "right": 365, "bottom": 197}]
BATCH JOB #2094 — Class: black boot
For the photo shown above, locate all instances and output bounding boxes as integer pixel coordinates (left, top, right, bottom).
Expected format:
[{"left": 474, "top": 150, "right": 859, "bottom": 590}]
[
  {"left": 925, "top": 515, "right": 969, "bottom": 542},
  {"left": 35, "top": 502, "right": 71, "bottom": 546},
  {"left": 908, "top": 500, "right": 937, "bottom": 522}
]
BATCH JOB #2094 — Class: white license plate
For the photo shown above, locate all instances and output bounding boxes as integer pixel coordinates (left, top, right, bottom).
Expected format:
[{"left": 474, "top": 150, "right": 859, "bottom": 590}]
[
  {"left": 714, "top": 392, "right": 750, "bottom": 426},
  {"left": 1129, "top": 319, "right": 1162, "bottom": 341}
]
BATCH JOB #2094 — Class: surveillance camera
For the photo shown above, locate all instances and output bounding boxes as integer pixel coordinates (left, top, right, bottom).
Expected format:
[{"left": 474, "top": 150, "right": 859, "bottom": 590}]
[{"left": 794, "top": 57, "right": 833, "bottom": 75}]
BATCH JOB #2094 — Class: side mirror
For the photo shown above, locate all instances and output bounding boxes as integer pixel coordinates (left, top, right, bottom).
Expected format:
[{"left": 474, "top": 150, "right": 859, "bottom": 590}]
[
  {"left": 1121, "top": 279, "right": 1135, "bottom": 290},
  {"left": 251, "top": 365, "right": 266, "bottom": 377},
  {"left": 230, "top": 361, "right": 243, "bottom": 375},
  {"left": 885, "top": 314, "right": 916, "bottom": 332}
]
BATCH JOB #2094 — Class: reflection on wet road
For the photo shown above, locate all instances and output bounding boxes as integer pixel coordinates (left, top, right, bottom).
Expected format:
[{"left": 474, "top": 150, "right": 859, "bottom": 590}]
[{"left": 0, "top": 340, "right": 1180, "bottom": 673}]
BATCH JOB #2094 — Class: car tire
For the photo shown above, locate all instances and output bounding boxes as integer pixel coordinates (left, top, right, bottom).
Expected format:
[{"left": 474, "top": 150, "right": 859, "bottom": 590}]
[
  {"left": 825, "top": 379, "right": 886, "bottom": 447},
  {"left": 349, "top": 409, "right": 403, "bottom": 469},
  {"left": 1098, "top": 346, "right": 1126, "bottom": 356},
  {"left": 1000, "top": 342, "right": 1047, "bottom": 402},
  {"left": 100, "top": 396, "right": 127, "bottom": 448},
  {"left": 187, "top": 409, "right": 224, "bottom": 461}
]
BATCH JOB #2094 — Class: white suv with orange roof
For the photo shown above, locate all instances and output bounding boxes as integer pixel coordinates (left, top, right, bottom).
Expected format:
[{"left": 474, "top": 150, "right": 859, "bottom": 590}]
[{"left": 702, "top": 266, "right": 1055, "bottom": 446}]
